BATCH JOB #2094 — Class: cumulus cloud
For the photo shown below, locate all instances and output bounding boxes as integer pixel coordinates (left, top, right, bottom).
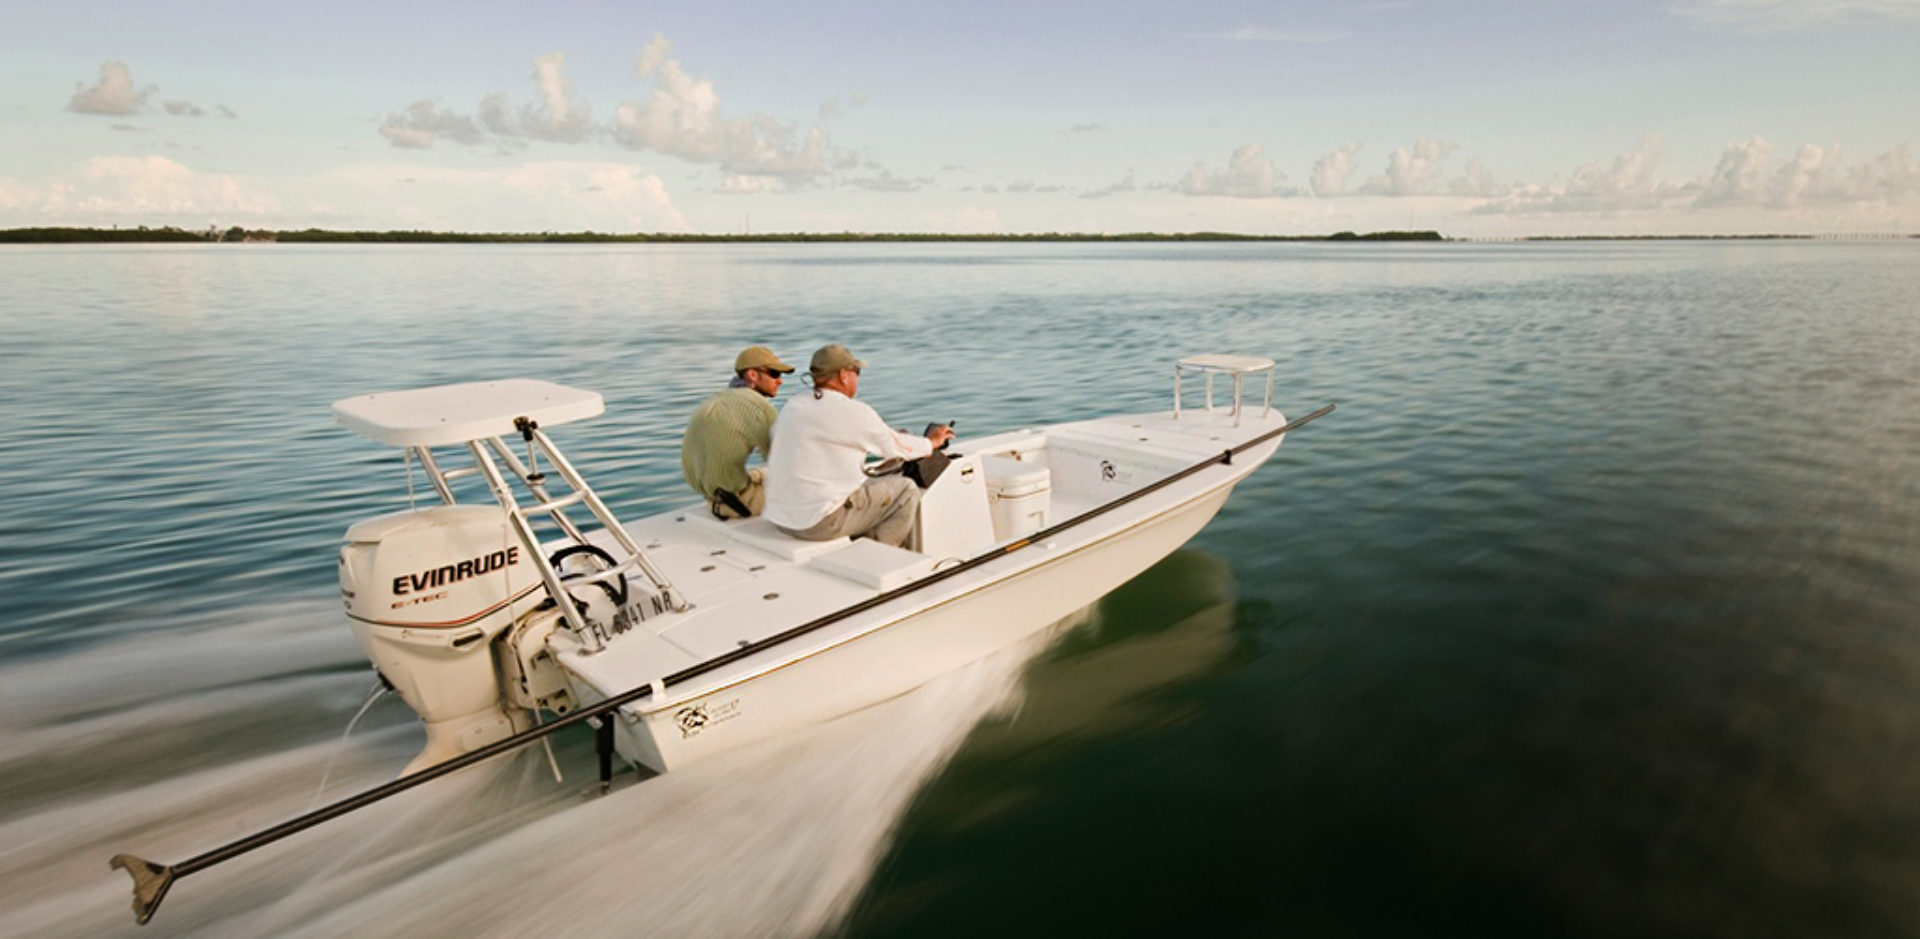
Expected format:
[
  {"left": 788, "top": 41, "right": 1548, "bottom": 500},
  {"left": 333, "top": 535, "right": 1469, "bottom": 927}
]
[
  {"left": 381, "top": 53, "right": 592, "bottom": 149},
  {"left": 163, "top": 100, "right": 204, "bottom": 117},
  {"left": 1473, "top": 135, "right": 1920, "bottom": 216},
  {"left": 572, "top": 164, "right": 686, "bottom": 230},
  {"left": 1695, "top": 136, "right": 1771, "bottom": 206},
  {"left": 1448, "top": 158, "right": 1508, "bottom": 198},
  {"left": 1069, "top": 123, "right": 1106, "bottom": 133},
  {"left": 329, "top": 160, "right": 689, "bottom": 231},
  {"left": 379, "top": 99, "right": 487, "bottom": 149},
  {"left": 984, "top": 179, "right": 1065, "bottom": 195},
  {"left": 1771, "top": 143, "right": 1834, "bottom": 206},
  {"left": 636, "top": 35, "right": 674, "bottom": 77},
  {"left": 83, "top": 156, "right": 279, "bottom": 215},
  {"left": 1475, "top": 137, "right": 1687, "bottom": 214},
  {"left": 842, "top": 170, "right": 932, "bottom": 192},
  {"left": 1361, "top": 139, "right": 1457, "bottom": 196},
  {"left": 1310, "top": 142, "right": 1363, "bottom": 196},
  {"left": 2, "top": 155, "right": 279, "bottom": 222},
  {"left": 518, "top": 53, "right": 594, "bottom": 142},
  {"left": 4, "top": 155, "right": 690, "bottom": 231},
  {"left": 1672, "top": 0, "right": 1920, "bottom": 30},
  {"left": 612, "top": 34, "right": 827, "bottom": 177},
  {"left": 1836, "top": 144, "right": 1920, "bottom": 201},
  {"left": 68, "top": 61, "right": 151, "bottom": 115},
  {"left": 1180, "top": 144, "right": 1296, "bottom": 198},
  {"left": 1699, "top": 138, "right": 1920, "bottom": 207},
  {"left": 1079, "top": 169, "right": 1138, "bottom": 200}
]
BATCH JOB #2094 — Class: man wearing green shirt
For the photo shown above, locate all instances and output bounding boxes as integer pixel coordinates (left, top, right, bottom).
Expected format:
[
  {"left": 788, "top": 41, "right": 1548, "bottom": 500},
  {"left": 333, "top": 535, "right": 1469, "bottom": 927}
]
[{"left": 681, "top": 345, "right": 796, "bottom": 519}]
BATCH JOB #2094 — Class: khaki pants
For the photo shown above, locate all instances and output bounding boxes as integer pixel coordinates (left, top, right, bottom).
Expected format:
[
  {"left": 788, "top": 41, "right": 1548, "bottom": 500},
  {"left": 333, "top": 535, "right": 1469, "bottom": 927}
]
[
  {"left": 710, "top": 468, "right": 767, "bottom": 520},
  {"left": 777, "top": 476, "right": 922, "bottom": 548}
]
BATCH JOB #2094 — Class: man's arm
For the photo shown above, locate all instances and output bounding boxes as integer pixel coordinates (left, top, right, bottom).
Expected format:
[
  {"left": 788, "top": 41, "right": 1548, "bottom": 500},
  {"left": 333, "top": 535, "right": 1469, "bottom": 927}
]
[{"left": 853, "top": 400, "right": 936, "bottom": 460}]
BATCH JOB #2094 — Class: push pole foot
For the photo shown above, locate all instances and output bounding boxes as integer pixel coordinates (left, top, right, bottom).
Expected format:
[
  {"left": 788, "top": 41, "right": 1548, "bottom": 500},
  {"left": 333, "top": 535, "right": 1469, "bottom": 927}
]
[{"left": 111, "top": 854, "right": 178, "bottom": 925}]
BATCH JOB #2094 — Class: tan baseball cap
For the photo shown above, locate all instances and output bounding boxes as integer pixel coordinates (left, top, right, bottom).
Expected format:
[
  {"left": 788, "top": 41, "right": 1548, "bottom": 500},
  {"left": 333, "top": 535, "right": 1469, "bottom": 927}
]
[
  {"left": 809, "top": 343, "right": 866, "bottom": 378},
  {"left": 734, "top": 345, "right": 795, "bottom": 374}
]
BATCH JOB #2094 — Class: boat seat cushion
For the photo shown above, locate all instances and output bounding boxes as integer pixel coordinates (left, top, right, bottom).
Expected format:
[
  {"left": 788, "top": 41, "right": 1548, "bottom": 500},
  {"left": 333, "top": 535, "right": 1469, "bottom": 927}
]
[
  {"left": 714, "top": 517, "right": 851, "bottom": 562},
  {"left": 809, "top": 539, "right": 936, "bottom": 591}
]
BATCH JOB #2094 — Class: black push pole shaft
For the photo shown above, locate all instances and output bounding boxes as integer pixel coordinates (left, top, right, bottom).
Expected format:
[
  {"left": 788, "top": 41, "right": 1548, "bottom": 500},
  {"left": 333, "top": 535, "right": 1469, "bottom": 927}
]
[
  {"left": 596, "top": 716, "right": 616, "bottom": 794},
  {"left": 112, "top": 401, "right": 1333, "bottom": 924}
]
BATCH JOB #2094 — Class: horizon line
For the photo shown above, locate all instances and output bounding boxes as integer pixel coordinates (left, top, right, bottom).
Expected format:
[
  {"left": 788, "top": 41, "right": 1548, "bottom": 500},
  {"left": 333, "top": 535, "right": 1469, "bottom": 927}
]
[{"left": 2, "top": 226, "right": 1916, "bottom": 245}]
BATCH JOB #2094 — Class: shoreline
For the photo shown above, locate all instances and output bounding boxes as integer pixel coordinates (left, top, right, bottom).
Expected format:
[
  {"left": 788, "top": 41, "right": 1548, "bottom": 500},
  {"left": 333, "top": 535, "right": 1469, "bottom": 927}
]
[
  {"left": 1, "top": 227, "right": 1913, "bottom": 244},
  {"left": 3, "top": 227, "right": 1442, "bottom": 244}
]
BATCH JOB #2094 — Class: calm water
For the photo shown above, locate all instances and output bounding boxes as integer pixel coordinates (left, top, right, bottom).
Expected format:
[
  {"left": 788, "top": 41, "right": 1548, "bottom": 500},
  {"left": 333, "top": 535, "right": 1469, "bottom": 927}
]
[{"left": 1, "top": 242, "right": 1916, "bottom": 936}]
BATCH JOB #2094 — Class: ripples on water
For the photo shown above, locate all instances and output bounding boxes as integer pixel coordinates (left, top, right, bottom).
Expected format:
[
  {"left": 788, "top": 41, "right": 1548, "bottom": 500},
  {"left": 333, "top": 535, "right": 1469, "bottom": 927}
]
[{"left": 1, "top": 242, "right": 1916, "bottom": 936}]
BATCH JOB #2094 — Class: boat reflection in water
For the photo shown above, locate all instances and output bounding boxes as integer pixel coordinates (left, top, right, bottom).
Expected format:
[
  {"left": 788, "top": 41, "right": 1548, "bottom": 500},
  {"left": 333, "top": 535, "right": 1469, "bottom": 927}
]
[
  {"left": 967, "top": 548, "right": 1238, "bottom": 759},
  {"left": 841, "top": 548, "right": 1243, "bottom": 930}
]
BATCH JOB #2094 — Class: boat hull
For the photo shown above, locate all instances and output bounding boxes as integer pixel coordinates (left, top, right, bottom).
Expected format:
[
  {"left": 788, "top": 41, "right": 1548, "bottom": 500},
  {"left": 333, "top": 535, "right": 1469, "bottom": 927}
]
[{"left": 614, "top": 482, "right": 1238, "bottom": 773}]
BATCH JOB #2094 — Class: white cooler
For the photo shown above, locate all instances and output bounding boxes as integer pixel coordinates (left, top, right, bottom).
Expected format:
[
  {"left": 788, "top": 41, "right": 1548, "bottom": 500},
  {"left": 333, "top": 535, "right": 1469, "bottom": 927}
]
[{"left": 982, "top": 455, "right": 1051, "bottom": 539}]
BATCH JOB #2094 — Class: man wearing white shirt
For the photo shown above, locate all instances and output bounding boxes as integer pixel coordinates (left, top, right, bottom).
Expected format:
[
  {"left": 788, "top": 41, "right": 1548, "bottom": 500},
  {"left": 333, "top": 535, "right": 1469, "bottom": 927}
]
[{"left": 764, "top": 344, "right": 954, "bottom": 548}]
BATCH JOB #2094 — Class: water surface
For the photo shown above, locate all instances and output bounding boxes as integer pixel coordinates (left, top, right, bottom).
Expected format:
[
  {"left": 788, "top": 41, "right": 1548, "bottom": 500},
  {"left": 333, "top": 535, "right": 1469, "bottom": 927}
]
[{"left": 0, "top": 241, "right": 1915, "bottom": 937}]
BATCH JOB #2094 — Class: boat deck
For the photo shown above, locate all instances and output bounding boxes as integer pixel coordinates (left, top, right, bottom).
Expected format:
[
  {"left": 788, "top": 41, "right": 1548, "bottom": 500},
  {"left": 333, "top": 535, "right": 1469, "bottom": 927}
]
[{"left": 554, "top": 407, "right": 1292, "bottom": 711}]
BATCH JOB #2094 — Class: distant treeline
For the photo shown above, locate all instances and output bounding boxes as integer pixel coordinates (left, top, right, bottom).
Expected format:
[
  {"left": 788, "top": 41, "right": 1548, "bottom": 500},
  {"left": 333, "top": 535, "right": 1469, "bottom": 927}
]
[
  {"left": 0, "top": 226, "right": 1449, "bottom": 244},
  {"left": 1, "top": 226, "right": 216, "bottom": 243},
  {"left": 10, "top": 227, "right": 1913, "bottom": 245},
  {"left": 1523, "top": 234, "right": 1817, "bottom": 241}
]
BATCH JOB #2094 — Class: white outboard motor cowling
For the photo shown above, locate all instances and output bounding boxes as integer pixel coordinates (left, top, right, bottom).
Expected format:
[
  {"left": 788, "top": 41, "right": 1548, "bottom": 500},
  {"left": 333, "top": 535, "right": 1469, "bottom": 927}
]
[{"left": 339, "top": 505, "right": 544, "bottom": 774}]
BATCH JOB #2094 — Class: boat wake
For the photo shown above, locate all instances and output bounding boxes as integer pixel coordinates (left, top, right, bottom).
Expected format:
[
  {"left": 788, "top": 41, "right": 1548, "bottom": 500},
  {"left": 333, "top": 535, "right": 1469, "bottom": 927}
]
[{"left": 0, "top": 597, "right": 1064, "bottom": 938}]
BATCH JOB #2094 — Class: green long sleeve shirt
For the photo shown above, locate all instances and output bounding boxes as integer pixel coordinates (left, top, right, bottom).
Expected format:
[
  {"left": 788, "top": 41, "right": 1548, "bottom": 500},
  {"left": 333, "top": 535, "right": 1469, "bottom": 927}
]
[{"left": 681, "top": 387, "right": 777, "bottom": 500}]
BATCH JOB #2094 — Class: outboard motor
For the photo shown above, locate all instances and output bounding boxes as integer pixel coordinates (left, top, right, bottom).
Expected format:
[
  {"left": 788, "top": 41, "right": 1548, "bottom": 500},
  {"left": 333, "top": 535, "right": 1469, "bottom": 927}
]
[
  {"left": 327, "top": 378, "right": 679, "bottom": 776},
  {"left": 338, "top": 504, "right": 545, "bottom": 774}
]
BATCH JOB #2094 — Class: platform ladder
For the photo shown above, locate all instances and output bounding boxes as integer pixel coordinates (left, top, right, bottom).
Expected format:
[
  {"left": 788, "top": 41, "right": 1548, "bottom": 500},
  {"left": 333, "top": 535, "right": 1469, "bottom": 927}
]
[{"left": 407, "top": 416, "right": 686, "bottom": 654}]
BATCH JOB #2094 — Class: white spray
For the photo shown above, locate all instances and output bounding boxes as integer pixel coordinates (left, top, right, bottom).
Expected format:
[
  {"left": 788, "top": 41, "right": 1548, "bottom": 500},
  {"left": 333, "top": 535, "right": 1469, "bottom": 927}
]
[{"left": 0, "top": 598, "right": 1062, "bottom": 939}]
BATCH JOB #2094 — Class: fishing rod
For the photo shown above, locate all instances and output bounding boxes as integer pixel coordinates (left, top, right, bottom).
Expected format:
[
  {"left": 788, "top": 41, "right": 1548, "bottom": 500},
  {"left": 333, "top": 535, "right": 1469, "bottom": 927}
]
[{"left": 112, "top": 401, "right": 1334, "bottom": 924}]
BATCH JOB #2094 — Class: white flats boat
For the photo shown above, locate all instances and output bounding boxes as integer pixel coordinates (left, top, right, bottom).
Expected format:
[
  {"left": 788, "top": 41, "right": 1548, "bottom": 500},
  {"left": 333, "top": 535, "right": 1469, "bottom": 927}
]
[{"left": 113, "top": 354, "right": 1330, "bottom": 924}]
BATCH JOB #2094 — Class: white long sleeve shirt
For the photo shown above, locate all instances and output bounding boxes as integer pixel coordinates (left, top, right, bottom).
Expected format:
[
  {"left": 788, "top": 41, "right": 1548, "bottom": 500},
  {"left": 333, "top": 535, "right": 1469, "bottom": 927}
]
[{"left": 763, "top": 388, "right": 934, "bottom": 530}]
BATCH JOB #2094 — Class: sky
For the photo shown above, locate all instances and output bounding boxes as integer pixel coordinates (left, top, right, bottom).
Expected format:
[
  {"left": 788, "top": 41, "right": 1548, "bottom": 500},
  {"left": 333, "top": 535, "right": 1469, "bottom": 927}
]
[{"left": 2, "top": 0, "right": 1917, "bottom": 237}]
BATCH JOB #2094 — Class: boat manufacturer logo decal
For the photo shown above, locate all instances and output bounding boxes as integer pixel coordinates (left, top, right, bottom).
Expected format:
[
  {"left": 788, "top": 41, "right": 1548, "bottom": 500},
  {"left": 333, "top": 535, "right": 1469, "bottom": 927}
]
[
  {"left": 676, "top": 706, "right": 707, "bottom": 735},
  {"left": 675, "top": 698, "right": 741, "bottom": 738},
  {"left": 391, "top": 546, "right": 521, "bottom": 596}
]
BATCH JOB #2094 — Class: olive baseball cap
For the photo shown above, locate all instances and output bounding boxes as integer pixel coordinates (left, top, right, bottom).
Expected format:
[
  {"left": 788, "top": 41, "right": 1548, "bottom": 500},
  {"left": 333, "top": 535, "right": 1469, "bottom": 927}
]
[
  {"left": 734, "top": 345, "right": 795, "bottom": 374},
  {"left": 809, "top": 343, "right": 866, "bottom": 378}
]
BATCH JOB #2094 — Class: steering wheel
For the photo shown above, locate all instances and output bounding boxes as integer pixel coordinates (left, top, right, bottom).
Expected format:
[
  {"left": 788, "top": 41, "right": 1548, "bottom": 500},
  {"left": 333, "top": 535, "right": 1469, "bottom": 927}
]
[{"left": 545, "top": 544, "right": 629, "bottom": 609}]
